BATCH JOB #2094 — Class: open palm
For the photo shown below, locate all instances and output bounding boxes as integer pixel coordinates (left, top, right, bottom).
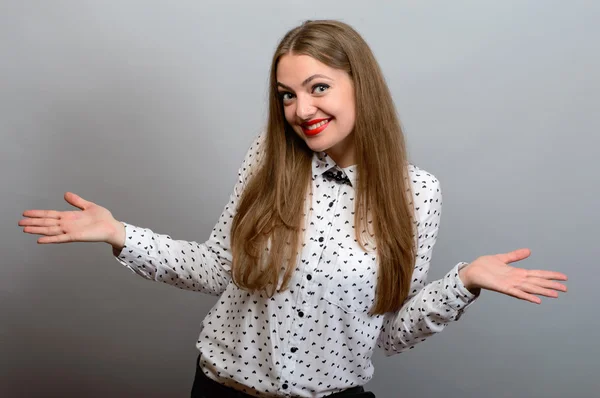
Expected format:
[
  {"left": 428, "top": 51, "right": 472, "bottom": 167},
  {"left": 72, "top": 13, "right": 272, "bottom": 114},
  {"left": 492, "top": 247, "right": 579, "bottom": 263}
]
[
  {"left": 18, "top": 192, "right": 120, "bottom": 245},
  {"left": 462, "top": 248, "right": 568, "bottom": 304}
]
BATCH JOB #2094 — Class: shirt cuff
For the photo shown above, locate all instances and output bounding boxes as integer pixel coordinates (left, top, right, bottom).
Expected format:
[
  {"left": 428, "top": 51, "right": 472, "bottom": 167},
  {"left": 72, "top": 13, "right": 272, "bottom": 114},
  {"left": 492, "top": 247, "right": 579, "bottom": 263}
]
[
  {"left": 112, "top": 222, "right": 156, "bottom": 277},
  {"left": 440, "top": 262, "right": 480, "bottom": 319}
]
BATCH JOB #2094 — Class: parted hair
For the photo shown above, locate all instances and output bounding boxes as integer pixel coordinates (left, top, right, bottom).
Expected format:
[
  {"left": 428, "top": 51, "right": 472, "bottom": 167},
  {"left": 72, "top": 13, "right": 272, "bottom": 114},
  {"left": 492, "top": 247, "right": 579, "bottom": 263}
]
[{"left": 230, "top": 20, "right": 416, "bottom": 315}]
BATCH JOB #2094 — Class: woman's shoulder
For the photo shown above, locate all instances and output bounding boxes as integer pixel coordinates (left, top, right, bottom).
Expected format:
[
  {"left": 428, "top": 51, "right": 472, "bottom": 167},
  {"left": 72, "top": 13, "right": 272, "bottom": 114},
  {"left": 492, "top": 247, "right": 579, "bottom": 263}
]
[
  {"left": 406, "top": 163, "right": 440, "bottom": 188},
  {"left": 406, "top": 162, "right": 442, "bottom": 207},
  {"left": 242, "top": 131, "right": 268, "bottom": 164},
  {"left": 406, "top": 163, "right": 443, "bottom": 226},
  {"left": 235, "top": 132, "right": 268, "bottom": 186}
]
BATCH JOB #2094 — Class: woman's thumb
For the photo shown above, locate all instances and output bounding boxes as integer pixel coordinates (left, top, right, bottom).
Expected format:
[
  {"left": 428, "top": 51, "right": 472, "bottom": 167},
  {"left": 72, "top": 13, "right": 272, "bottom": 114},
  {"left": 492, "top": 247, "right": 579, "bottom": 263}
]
[{"left": 64, "top": 192, "right": 91, "bottom": 210}]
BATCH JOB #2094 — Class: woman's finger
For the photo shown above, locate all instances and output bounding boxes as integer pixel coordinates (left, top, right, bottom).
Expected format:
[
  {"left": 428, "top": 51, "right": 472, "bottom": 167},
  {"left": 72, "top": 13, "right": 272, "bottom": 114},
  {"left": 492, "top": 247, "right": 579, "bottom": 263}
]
[
  {"left": 527, "top": 277, "right": 568, "bottom": 292},
  {"left": 19, "top": 217, "right": 60, "bottom": 227},
  {"left": 38, "top": 234, "right": 72, "bottom": 244},
  {"left": 505, "top": 286, "right": 541, "bottom": 304},
  {"left": 520, "top": 282, "right": 559, "bottom": 298},
  {"left": 495, "top": 248, "right": 531, "bottom": 265},
  {"left": 23, "top": 225, "right": 64, "bottom": 236},
  {"left": 22, "top": 209, "right": 62, "bottom": 219},
  {"left": 527, "top": 269, "right": 568, "bottom": 281}
]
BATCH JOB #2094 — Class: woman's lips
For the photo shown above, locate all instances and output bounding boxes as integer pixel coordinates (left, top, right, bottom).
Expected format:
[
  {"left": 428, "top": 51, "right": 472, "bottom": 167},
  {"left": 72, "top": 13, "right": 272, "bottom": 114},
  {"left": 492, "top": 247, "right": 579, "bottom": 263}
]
[{"left": 301, "top": 118, "right": 332, "bottom": 136}]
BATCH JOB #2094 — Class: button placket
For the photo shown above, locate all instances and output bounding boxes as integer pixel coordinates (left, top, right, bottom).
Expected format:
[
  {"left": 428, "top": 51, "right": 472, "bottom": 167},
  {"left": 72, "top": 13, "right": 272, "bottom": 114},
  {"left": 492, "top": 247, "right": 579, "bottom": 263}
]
[{"left": 280, "top": 178, "right": 340, "bottom": 393}]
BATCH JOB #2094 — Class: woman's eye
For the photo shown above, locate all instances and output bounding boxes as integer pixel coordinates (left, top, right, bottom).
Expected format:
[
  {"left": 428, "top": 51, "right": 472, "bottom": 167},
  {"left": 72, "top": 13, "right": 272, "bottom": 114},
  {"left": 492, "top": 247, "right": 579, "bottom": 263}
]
[
  {"left": 313, "top": 84, "right": 330, "bottom": 94},
  {"left": 280, "top": 92, "right": 294, "bottom": 101}
]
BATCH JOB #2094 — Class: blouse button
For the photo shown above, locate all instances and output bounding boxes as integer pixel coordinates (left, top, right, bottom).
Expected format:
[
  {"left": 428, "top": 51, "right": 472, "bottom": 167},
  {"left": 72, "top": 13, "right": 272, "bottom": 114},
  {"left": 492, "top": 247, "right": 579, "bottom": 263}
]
[
  {"left": 329, "top": 201, "right": 334, "bottom": 208},
  {"left": 290, "top": 347, "right": 298, "bottom": 353},
  {"left": 282, "top": 383, "right": 289, "bottom": 390},
  {"left": 318, "top": 237, "right": 324, "bottom": 242},
  {"left": 306, "top": 274, "right": 312, "bottom": 280},
  {"left": 298, "top": 311, "right": 304, "bottom": 317}
]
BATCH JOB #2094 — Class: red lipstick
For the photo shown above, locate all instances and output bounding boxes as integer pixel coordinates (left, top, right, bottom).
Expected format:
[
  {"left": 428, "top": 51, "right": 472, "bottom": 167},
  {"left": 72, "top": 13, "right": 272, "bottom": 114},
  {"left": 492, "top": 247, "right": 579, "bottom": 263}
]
[{"left": 301, "top": 118, "right": 332, "bottom": 136}]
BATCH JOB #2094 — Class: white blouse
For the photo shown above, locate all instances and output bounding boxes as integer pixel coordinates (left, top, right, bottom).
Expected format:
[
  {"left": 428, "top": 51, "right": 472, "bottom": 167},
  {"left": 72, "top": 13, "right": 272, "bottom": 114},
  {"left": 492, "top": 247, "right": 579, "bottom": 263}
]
[{"left": 114, "top": 132, "right": 479, "bottom": 397}]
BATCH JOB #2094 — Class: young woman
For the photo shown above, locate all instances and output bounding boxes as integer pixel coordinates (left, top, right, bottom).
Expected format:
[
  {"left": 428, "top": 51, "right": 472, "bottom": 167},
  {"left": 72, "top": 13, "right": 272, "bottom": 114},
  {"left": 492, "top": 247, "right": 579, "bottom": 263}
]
[{"left": 19, "top": 20, "right": 568, "bottom": 398}]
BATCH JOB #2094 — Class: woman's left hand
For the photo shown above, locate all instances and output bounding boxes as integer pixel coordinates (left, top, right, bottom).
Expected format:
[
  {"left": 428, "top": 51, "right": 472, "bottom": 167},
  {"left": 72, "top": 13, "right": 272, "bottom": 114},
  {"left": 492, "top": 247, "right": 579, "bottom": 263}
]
[{"left": 458, "top": 248, "right": 568, "bottom": 304}]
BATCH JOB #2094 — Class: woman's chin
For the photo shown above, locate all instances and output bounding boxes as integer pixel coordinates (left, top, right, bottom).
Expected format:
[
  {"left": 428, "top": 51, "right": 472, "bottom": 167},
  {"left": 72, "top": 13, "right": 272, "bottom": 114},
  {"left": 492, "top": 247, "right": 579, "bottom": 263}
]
[{"left": 304, "top": 140, "right": 331, "bottom": 153}]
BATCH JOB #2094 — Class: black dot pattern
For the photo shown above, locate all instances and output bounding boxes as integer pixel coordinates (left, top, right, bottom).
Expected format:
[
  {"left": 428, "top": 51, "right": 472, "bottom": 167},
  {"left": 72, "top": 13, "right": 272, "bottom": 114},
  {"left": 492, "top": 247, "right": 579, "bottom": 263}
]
[{"left": 114, "top": 133, "right": 480, "bottom": 397}]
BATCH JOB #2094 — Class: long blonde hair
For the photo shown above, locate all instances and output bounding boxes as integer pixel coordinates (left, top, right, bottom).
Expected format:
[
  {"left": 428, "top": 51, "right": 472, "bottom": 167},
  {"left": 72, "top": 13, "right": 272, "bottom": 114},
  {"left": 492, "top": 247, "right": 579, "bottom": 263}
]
[{"left": 230, "top": 20, "right": 416, "bottom": 315}]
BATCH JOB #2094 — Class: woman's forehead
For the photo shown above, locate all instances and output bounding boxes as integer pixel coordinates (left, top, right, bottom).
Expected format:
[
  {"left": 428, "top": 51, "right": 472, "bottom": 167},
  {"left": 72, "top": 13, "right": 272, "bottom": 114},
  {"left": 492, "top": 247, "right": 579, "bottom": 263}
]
[{"left": 276, "top": 54, "right": 346, "bottom": 86}]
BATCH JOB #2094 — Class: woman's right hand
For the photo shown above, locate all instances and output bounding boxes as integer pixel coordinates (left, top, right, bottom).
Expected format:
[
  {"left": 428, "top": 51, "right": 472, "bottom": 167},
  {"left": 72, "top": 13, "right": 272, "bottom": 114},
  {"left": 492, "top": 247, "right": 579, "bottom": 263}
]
[{"left": 18, "top": 192, "right": 125, "bottom": 249}]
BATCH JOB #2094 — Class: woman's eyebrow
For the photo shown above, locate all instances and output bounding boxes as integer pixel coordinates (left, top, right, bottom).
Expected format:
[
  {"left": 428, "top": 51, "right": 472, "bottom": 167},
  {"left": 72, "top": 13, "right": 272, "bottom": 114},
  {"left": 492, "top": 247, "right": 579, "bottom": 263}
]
[{"left": 277, "top": 74, "right": 333, "bottom": 91}]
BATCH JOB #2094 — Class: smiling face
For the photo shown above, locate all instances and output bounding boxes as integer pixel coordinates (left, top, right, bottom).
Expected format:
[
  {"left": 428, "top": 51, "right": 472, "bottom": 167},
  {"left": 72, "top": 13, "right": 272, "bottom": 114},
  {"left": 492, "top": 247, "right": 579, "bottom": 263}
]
[{"left": 276, "top": 54, "right": 357, "bottom": 167}]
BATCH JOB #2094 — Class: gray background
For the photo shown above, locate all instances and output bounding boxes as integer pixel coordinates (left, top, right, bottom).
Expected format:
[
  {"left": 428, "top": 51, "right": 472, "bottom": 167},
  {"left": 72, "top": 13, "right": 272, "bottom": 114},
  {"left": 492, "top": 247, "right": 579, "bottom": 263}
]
[{"left": 2, "top": 1, "right": 598, "bottom": 397}]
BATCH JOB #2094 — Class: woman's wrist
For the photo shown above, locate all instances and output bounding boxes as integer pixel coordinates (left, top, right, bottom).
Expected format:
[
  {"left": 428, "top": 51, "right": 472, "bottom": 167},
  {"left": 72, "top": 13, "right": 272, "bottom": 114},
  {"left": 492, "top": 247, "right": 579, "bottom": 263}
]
[
  {"left": 108, "top": 219, "right": 126, "bottom": 251},
  {"left": 458, "top": 263, "right": 480, "bottom": 294}
]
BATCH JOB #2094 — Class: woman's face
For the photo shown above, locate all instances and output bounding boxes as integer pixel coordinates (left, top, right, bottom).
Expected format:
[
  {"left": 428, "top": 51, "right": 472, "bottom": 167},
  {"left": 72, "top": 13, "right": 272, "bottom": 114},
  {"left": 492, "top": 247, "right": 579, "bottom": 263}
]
[{"left": 276, "top": 54, "right": 356, "bottom": 167}]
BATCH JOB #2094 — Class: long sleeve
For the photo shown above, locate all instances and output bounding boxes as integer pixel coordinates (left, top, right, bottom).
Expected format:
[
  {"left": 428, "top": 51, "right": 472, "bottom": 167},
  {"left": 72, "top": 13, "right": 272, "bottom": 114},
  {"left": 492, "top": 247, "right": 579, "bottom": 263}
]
[
  {"left": 113, "top": 133, "right": 265, "bottom": 296},
  {"left": 377, "top": 176, "right": 480, "bottom": 356}
]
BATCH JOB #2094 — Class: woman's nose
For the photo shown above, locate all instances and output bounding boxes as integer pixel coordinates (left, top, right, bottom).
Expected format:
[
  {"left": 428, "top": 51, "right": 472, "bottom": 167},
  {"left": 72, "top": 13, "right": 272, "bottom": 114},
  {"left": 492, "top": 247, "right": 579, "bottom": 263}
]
[{"left": 295, "top": 96, "right": 316, "bottom": 121}]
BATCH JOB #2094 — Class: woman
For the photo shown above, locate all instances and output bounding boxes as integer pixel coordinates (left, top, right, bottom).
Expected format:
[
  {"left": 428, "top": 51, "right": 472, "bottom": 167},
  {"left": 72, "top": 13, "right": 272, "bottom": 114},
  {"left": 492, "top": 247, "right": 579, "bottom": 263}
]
[{"left": 19, "top": 20, "right": 568, "bottom": 398}]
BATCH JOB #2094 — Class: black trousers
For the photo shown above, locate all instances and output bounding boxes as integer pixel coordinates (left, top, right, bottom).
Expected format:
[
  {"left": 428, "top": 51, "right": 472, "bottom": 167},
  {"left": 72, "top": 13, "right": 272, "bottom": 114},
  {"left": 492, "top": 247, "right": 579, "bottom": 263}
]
[{"left": 191, "top": 355, "right": 375, "bottom": 397}]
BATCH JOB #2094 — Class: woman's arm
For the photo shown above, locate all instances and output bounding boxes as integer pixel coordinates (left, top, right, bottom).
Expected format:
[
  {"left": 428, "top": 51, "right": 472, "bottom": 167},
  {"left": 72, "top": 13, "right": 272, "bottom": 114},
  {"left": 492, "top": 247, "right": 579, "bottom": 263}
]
[
  {"left": 112, "top": 133, "right": 266, "bottom": 296},
  {"left": 377, "top": 177, "right": 480, "bottom": 355}
]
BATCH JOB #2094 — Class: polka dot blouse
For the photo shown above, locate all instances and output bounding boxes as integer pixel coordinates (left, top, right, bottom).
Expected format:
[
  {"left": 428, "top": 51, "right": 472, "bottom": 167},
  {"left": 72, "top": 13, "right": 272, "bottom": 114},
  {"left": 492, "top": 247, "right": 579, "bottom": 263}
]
[{"left": 114, "top": 133, "right": 479, "bottom": 397}]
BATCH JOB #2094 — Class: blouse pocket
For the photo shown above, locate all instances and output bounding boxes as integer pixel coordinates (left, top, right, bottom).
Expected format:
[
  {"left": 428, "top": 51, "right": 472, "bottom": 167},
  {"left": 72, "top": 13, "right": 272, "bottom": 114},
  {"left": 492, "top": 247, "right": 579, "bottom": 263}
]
[{"left": 323, "top": 250, "right": 377, "bottom": 314}]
